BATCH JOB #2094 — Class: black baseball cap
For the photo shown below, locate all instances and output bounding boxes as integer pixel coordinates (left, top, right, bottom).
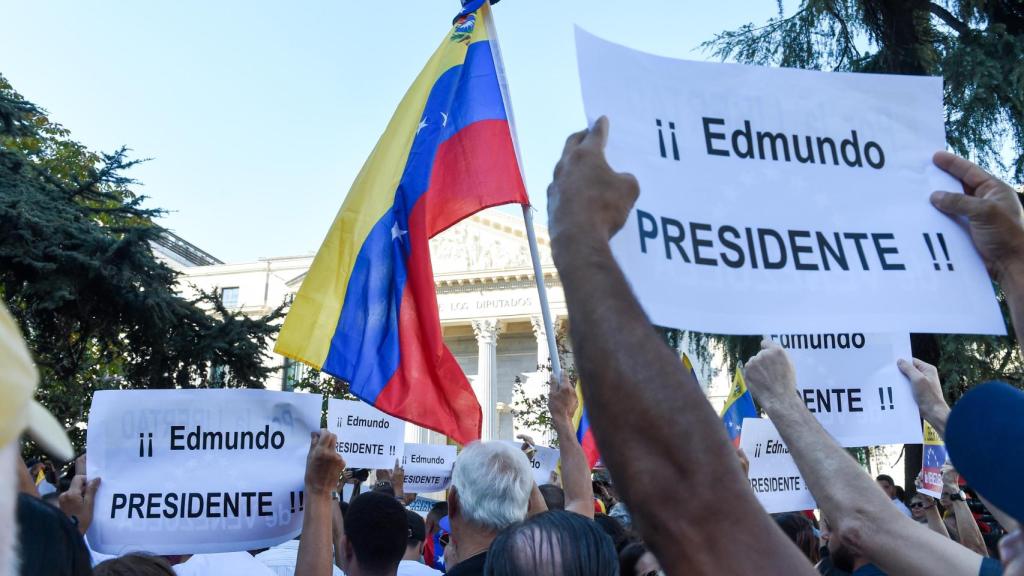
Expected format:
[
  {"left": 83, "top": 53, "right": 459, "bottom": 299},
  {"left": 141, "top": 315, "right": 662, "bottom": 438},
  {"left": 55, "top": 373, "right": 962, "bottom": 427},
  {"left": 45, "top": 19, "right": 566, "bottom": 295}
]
[{"left": 406, "top": 509, "right": 426, "bottom": 543}]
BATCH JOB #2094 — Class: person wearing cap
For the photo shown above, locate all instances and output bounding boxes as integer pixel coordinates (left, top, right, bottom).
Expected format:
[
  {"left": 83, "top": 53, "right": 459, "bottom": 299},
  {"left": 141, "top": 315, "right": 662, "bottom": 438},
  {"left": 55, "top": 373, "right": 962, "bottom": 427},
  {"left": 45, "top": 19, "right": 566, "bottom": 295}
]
[
  {"left": 398, "top": 510, "right": 441, "bottom": 576},
  {"left": 901, "top": 150, "right": 1024, "bottom": 574},
  {"left": 1, "top": 302, "right": 92, "bottom": 576}
]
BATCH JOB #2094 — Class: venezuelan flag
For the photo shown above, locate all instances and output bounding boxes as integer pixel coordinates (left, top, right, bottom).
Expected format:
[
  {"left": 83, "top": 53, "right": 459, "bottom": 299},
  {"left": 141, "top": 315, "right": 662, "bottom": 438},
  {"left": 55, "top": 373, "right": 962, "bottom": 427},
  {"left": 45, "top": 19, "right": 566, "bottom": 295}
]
[
  {"left": 571, "top": 382, "right": 600, "bottom": 470},
  {"left": 275, "top": 0, "right": 528, "bottom": 445},
  {"left": 721, "top": 365, "right": 758, "bottom": 447}
]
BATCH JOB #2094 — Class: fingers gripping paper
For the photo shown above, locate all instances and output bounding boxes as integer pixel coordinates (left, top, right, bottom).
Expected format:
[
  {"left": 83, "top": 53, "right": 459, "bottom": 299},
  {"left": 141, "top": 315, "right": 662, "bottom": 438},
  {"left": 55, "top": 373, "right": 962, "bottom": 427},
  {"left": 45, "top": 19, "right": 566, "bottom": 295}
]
[
  {"left": 574, "top": 28, "right": 1004, "bottom": 335},
  {"left": 86, "top": 390, "right": 322, "bottom": 555}
]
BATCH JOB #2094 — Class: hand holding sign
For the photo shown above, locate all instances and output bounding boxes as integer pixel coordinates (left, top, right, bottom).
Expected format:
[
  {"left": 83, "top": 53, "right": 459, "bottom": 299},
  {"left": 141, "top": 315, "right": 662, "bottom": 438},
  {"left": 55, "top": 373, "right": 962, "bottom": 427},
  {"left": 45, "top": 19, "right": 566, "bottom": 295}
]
[
  {"left": 931, "top": 152, "right": 1024, "bottom": 278},
  {"left": 898, "top": 357, "right": 950, "bottom": 437},
  {"left": 58, "top": 474, "right": 101, "bottom": 535},
  {"left": 547, "top": 116, "right": 640, "bottom": 249}
]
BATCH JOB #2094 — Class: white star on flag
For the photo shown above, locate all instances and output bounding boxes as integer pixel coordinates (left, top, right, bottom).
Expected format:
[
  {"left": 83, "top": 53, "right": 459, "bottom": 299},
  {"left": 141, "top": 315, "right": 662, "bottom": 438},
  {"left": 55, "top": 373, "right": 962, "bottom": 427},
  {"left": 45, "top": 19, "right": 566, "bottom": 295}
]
[
  {"left": 391, "top": 222, "right": 408, "bottom": 242},
  {"left": 440, "top": 112, "right": 448, "bottom": 127},
  {"left": 417, "top": 117, "right": 428, "bottom": 134}
]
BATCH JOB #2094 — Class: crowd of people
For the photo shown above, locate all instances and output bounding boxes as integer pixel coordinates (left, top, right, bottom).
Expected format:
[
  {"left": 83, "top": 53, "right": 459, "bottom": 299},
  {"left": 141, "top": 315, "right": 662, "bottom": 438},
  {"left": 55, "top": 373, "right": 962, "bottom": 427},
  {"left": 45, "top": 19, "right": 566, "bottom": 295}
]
[{"left": 4, "top": 117, "right": 1024, "bottom": 575}]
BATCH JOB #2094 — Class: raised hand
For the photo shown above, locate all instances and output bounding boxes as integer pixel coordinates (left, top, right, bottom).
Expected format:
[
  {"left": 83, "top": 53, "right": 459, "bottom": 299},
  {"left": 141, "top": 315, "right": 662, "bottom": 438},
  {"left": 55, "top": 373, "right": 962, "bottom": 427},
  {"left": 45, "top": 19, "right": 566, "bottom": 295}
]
[
  {"left": 305, "top": 430, "right": 345, "bottom": 497},
  {"left": 897, "top": 358, "right": 950, "bottom": 436},
  {"left": 547, "top": 372, "right": 579, "bottom": 429},
  {"left": 58, "top": 474, "right": 101, "bottom": 535},
  {"left": 547, "top": 116, "right": 640, "bottom": 250},
  {"left": 931, "top": 151, "right": 1024, "bottom": 279},
  {"left": 743, "top": 339, "right": 798, "bottom": 410}
]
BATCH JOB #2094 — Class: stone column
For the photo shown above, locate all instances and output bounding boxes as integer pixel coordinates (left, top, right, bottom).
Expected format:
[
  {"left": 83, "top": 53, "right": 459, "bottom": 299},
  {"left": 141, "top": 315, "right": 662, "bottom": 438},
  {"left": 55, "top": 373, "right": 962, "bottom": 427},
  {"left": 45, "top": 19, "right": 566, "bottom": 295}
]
[
  {"left": 530, "top": 316, "right": 550, "bottom": 373},
  {"left": 472, "top": 319, "right": 502, "bottom": 441}
]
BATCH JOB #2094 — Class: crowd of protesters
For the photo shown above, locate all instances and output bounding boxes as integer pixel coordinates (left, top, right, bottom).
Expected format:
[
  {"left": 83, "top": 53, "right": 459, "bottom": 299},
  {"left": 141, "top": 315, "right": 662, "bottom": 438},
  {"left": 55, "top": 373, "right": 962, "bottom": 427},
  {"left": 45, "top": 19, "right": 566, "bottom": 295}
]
[{"left": 4, "top": 118, "right": 1024, "bottom": 575}]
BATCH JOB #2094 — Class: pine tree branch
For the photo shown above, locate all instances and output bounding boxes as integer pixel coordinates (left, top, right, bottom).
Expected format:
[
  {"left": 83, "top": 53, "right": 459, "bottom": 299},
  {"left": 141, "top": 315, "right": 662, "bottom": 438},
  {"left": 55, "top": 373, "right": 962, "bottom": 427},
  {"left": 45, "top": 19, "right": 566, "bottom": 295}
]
[{"left": 929, "top": 2, "right": 971, "bottom": 35}]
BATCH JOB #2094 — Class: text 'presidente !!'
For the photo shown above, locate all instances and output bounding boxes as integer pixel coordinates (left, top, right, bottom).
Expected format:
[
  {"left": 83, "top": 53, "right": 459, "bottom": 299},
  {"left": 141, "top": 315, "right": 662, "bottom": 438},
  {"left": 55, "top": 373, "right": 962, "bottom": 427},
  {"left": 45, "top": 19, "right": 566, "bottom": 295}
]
[{"left": 639, "top": 116, "right": 938, "bottom": 275}]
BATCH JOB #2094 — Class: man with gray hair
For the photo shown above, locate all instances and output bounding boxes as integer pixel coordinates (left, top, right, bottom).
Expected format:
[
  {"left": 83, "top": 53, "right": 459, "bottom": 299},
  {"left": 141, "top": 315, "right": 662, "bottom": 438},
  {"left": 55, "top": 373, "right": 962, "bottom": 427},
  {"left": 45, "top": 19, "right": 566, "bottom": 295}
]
[{"left": 445, "top": 441, "right": 535, "bottom": 576}]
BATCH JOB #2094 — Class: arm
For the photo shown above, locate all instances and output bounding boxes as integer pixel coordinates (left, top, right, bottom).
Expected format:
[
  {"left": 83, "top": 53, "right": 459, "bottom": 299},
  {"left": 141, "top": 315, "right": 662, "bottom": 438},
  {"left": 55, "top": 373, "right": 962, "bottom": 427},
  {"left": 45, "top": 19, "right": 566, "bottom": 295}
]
[
  {"left": 547, "top": 118, "right": 814, "bottom": 575},
  {"left": 931, "top": 151, "right": 1024, "bottom": 354},
  {"left": 527, "top": 482, "right": 548, "bottom": 518},
  {"left": 548, "top": 372, "right": 595, "bottom": 518},
  {"left": 944, "top": 466, "right": 988, "bottom": 557},
  {"left": 332, "top": 501, "right": 345, "bottom": 570},
  {"left": 296, "top": 431, "right": 346, "bottom": 576},
  {"left": 744, "top": 341, "right": 985, "bottom": 576},
  {"left": 920, "top": 496, "right": 951, "bottom": 538}
]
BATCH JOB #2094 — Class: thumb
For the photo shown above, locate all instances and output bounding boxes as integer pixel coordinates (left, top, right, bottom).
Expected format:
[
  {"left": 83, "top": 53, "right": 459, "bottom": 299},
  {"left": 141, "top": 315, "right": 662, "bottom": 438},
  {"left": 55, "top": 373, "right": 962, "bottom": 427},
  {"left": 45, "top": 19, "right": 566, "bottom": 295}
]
[
  {"left": 897, "top": 358, "right": 922, "bottom": 381},
  {"left": 85, "top": 478, "right": 101, "bottom": 501},
  {"left": 930, "top": 191, "right": 983, "bottom": 218},
  {"left": 582, "top": 116, "right": 609, "bottom": 151}
]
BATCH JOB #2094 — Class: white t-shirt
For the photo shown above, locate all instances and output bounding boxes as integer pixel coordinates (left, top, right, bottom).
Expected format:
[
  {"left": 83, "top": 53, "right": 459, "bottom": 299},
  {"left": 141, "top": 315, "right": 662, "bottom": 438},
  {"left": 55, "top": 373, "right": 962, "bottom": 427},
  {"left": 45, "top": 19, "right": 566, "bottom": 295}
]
[
  {"left": 398, "top": 559, "right": 444, "bottom": 576},
  {"left": 255, "top": 539, "right": 345, "bottom": 576},
  {"left": 892, "top": 497, "right": 913, "bottom": 518},
  {"left": 174, "top": 552, "right": 277, "bottom": 576}
]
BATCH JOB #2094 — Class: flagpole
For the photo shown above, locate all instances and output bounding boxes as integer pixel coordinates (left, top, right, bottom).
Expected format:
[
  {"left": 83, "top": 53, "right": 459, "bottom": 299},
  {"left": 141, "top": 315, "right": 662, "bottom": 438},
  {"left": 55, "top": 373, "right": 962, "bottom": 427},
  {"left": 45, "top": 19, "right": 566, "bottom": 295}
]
[{"left": 481, "top": 1, "right": 563, "bottom": 383}]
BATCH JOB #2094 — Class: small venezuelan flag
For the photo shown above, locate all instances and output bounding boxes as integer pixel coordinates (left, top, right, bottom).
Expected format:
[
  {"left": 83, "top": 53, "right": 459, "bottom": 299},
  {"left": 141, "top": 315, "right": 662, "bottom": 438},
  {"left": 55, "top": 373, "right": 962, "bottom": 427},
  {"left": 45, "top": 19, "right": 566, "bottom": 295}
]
[
  {"left": 571, "top": 383, "right": 600, "bottom": 470},
  {"left": 721, "top": 365, "right": 758, "bottom": 447},
  {"left": 275, "top": 0, "right": 528, "bottom": 445}
]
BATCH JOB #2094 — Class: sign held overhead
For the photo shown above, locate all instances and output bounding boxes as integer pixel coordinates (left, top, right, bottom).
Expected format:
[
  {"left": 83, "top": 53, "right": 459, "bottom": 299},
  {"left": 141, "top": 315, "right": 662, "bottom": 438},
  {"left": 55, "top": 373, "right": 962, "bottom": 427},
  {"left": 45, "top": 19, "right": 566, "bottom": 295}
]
[{"left": 575, "top": 28, "right": 1004, "bottom": 335}]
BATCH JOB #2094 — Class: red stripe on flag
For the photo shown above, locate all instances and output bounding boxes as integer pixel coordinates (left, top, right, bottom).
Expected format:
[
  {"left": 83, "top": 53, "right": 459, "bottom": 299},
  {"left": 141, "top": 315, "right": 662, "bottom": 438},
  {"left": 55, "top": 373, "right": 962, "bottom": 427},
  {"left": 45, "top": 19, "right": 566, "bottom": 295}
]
[{"left": 373, "top": 120, "right": 527, "bottom": 445}]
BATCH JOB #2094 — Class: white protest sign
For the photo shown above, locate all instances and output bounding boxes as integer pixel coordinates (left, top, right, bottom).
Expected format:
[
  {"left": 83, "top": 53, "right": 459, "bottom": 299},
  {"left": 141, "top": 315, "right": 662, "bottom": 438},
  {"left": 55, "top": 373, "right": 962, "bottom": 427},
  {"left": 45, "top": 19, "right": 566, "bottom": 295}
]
[
  {"left": 402, "top": 443, "right": 457, "bottom": 493},
  {"left": 86, "top": 389, "right": 321, "bottom": 555},
  {"left": 575, "top": 28, "right": 1004, "bottom": 336},
  {"left": 739, "top": 418, "right": 816, "bottom": 514},
  {"left": 502, "top": 441, "right": 560, "bottom": 486},
  {"left": 328, "top": 399, "right": 405, "bottom": 469},
  {"left": 769, "top": 332, "right": 923, "bottom": 447}
]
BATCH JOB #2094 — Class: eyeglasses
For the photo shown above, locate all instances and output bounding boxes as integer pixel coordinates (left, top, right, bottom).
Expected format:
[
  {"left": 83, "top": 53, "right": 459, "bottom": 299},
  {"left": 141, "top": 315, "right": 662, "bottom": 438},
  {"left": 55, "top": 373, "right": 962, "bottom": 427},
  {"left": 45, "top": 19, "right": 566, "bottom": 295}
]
[
  {"left": 910, "top": 502, "right": 932, "bottom": 510},
  {"left": 641, "top": 571, "right": 666, "bottom": 576}
]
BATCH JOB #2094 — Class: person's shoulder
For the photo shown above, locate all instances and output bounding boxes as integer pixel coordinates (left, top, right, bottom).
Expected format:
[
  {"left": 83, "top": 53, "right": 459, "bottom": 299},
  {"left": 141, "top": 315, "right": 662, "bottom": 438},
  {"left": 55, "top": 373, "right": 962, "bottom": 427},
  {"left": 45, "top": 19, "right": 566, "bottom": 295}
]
[{"left": 445, "top": 553, "right": 487, "bottom": 576}]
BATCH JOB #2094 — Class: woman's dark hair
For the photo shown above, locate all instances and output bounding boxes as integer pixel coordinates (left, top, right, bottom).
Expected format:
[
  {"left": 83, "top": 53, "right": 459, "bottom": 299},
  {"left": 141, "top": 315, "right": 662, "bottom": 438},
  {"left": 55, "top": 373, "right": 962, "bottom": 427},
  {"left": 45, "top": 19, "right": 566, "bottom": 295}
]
[
  {"left": 485, "top": 510, "right": 618, "bottom": 576},
  {"left": 94, "top": 553, "right": 175, "bottom": 576},
  {"left": 594, "top": 513, "right": 633, "bottom": 553},
  {"left": 771, "top": 512, "right": 820, "bottom": 565},
  {"left": 618, "top": 541, "right": 648, "bottom": 576}
]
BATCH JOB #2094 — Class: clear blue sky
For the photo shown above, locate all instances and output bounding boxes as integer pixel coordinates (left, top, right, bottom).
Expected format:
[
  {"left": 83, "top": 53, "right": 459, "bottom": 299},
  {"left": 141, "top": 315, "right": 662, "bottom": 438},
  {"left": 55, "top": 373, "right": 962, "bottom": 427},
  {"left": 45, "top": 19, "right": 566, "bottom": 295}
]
[{"left": 1, "top": 1, "right": 778, "bottom": 262}]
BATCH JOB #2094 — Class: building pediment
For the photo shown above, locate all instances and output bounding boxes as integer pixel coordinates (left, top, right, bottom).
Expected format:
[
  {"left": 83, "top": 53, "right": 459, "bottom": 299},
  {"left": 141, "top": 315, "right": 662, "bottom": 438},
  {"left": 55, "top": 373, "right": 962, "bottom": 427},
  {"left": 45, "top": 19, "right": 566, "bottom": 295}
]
[{"left": 430, "top": 208, "right": 552, "bottom": 275}]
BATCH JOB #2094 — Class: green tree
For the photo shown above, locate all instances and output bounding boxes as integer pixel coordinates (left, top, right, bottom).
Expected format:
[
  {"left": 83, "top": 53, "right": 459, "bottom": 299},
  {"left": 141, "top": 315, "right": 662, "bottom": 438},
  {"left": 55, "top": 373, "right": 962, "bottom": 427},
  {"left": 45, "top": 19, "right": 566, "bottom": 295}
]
[
  {"left": 0, "top": 75, "right": 284, "bottom": 455},
  {"left": 695, "top": 0, "right": 1024, "bottom": 486}
]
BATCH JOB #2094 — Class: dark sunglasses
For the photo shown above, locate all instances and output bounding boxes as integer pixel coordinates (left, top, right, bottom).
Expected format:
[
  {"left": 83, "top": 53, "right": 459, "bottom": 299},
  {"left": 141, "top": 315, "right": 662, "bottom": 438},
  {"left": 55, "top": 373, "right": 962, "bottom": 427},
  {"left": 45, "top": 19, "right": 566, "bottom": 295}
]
[{"left": 910, "top": 501, "right": 931, "bottom": 509}]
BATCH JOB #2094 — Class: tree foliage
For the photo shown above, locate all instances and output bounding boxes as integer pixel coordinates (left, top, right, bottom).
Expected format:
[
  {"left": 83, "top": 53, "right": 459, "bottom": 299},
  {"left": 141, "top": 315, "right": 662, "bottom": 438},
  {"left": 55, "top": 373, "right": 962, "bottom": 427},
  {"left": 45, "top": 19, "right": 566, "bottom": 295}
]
[{"left": 0, "top": 75, "right": 284, "bottom": 454}]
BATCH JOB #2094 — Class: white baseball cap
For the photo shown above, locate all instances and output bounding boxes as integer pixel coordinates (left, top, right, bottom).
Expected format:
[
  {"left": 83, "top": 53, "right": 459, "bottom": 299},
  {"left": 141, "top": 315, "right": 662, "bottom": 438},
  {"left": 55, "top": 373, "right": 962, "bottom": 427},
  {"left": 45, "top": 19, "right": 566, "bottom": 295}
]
[{"left": 0, "top": 303, "right": 73, "bottom": 462}]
